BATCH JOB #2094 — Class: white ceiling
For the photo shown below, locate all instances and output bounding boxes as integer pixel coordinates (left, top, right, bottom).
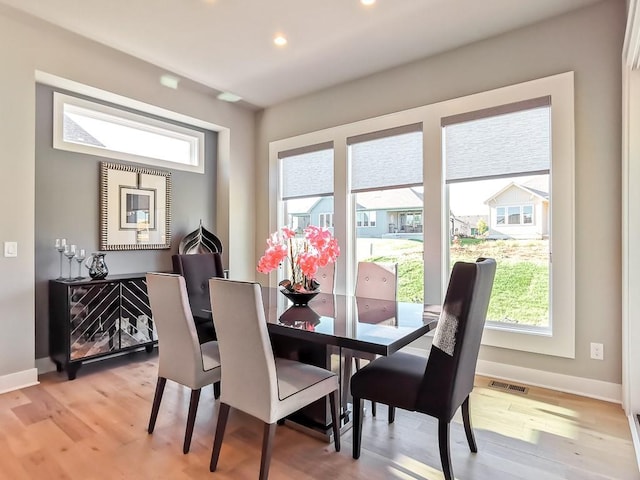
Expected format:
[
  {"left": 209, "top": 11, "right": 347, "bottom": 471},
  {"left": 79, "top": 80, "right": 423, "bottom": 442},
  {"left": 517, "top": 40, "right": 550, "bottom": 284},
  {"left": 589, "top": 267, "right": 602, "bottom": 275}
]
[{"left": 0, "top": 0, "right": 601, "bottom": 107}]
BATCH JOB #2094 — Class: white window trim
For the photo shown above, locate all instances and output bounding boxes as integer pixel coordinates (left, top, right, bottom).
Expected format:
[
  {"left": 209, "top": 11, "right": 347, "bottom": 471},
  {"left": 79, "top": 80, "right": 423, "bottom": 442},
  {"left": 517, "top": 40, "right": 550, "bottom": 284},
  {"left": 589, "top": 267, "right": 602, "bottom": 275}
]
[
  {"left": 53, "top": 92, "right": 206, "bottom": 174},
  {"left": 435, "top": 73, "right": 574, "bottom": 358},
  {"left": 268, "top": 71, "right": 575, "bottom": 358}
]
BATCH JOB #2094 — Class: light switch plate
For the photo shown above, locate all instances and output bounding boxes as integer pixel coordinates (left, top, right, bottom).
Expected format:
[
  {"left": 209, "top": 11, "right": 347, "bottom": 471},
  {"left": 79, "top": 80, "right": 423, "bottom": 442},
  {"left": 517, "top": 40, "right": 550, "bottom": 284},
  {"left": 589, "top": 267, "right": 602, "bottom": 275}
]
[{"left": 4, "top": 241, "right": 17, "bottom": 257}]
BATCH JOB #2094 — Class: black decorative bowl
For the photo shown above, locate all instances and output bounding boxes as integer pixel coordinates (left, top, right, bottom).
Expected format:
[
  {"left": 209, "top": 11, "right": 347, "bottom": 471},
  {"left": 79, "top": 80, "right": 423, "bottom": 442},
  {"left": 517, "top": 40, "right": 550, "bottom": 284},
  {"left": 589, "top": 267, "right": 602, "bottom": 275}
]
[{"left": 279, "top": 287, "right": 320, "bottom": 306}]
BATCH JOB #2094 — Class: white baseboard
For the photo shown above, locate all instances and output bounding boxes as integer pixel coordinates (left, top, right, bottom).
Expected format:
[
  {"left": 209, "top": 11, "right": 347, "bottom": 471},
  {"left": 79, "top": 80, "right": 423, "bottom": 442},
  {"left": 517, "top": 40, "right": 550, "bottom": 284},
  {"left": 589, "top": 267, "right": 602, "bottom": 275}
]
[
  {"left": 476, "top": 359, "right": 622, "bottom": 403},
  {"left": 0, "top": 368, "right": 39, "bottom": 395}
]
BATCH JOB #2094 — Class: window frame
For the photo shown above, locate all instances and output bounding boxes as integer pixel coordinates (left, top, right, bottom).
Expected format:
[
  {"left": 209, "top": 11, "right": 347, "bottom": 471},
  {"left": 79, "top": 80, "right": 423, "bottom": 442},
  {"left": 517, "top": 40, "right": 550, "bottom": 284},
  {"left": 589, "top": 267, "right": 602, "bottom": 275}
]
[
  {"left": 268, "top": 72, "right": 575, "bottom": 358},
  {"left": 53, "top": 92, "right": 206, "bottom": 174}
]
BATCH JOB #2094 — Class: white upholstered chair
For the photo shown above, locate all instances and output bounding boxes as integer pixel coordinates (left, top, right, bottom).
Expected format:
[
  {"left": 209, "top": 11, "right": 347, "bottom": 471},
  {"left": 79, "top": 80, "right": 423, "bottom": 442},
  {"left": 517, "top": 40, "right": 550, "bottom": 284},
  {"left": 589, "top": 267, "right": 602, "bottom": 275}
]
[
  {"left": 355, "top": 261, "right": 397, "bottom": 301},
  {"left": 315, "top": 262, "right": 335, "bottom": 294},
  {"left": 208, "top": 278, "right": 340, "bottom": 480},
  {"left": 145, "top": 273, "right": 222, "bottom": 454},
  {"left": 354, "top": 261, "right": 398, "bottom": 418}
]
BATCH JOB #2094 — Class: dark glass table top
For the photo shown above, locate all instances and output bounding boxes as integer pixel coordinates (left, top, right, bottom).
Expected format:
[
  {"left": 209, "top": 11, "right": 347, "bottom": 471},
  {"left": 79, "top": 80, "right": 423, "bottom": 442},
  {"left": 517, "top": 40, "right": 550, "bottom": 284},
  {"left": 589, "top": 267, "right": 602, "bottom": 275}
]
[{"left": 261, "top": 287, "right": 439, "bottom": 356}]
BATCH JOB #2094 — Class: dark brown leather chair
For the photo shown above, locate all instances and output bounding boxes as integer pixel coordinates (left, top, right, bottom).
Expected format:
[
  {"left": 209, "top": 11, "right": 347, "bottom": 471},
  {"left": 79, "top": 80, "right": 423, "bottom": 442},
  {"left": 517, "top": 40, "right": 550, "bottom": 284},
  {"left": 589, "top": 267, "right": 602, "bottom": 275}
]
[
  {"left": 172, "top": 252, "right": 225, "bottom": 343},
  {"left": 350, "top": 257, "right": 496, "bottom": 480}
]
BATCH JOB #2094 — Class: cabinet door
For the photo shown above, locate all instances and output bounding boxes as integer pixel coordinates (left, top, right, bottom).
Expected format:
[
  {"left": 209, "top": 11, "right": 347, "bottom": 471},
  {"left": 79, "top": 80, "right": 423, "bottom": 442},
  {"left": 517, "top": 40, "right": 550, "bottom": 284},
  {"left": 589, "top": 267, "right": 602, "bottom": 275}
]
[
  {"left": 120, "top": 278, "right": 155, "bottom": 347},
  {"left": 69, "top": 282, "right": 120, "bottom": 359}
]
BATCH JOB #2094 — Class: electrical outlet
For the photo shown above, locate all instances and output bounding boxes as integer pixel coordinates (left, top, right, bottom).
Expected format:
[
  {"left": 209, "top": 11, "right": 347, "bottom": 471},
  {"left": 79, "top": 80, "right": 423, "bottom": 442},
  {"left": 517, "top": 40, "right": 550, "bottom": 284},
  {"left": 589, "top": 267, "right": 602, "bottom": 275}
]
[
  {"left": 3, "top": 241, "right": 17, "bottom": 258},
  {"left": 590, "top": 342, "right": 604, "bottom": 360}
]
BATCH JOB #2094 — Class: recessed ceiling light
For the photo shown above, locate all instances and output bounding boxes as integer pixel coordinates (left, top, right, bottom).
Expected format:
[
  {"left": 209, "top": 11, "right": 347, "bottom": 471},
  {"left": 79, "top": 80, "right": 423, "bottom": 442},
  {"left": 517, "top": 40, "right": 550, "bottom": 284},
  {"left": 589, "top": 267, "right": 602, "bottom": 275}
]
[
  {"left": 217, "top": 92, "right": 243, "bottom": 103},
  {"left": 361, "top": 0, "right": 376, "bottom": 5},
  {"left": 274, "top": 35, "right": 287, "bottom": 47}
]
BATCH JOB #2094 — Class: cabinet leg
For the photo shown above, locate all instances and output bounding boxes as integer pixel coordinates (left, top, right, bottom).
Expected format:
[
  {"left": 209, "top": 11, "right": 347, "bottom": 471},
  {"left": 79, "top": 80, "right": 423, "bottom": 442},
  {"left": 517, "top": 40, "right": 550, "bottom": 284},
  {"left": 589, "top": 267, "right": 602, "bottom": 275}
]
[
  {"left": 67, "top": 363, "right": 82, "bottom": 380},
  {"left": 54, "top": 361, "right": 63, "bottom": 372}
]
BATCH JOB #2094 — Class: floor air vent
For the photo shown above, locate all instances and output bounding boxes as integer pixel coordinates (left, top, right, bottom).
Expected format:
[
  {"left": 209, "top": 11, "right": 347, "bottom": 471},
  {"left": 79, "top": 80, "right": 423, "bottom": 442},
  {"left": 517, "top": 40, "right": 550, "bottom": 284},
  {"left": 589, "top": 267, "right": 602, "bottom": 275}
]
[{"left": 488, "top": 380, "right": 529, "bottom": 394}]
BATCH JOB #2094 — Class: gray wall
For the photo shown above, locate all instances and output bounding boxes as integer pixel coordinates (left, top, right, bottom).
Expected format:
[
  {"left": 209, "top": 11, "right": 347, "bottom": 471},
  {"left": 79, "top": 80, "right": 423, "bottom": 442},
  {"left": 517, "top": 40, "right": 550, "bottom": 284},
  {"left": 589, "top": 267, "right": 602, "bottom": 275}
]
[
  {"left": 0, "top": 4, "right": 256, "bottom": 382},
  {"left": 256, "top": 0, "right": 625, "bottom": 384},
  {"left": 34, "top": 84, "right": 219, "bottom": 358}
]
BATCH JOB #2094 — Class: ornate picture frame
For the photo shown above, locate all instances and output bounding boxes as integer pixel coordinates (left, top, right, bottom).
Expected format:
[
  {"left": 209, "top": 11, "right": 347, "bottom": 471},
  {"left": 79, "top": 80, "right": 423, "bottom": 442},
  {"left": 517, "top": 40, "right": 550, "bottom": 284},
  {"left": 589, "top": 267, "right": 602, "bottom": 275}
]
[{"left": 100, "top": 161, "right": 171, "bottom": 250}]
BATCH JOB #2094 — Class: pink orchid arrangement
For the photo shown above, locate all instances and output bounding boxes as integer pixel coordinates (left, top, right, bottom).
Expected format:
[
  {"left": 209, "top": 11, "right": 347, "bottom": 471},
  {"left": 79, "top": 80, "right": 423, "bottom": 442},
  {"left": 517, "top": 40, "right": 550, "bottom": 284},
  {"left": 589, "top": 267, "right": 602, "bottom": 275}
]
[{"left": 257, "top": 225, "right": 340, "bottom": 292}]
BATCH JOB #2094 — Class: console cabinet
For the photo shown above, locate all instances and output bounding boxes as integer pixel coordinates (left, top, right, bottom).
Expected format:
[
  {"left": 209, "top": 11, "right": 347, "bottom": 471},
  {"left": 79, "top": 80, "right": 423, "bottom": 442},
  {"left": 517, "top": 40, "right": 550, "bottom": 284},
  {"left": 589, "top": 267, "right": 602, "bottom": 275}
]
[{"left": 49, "top": 273, "right": 156, "bottom": 380}]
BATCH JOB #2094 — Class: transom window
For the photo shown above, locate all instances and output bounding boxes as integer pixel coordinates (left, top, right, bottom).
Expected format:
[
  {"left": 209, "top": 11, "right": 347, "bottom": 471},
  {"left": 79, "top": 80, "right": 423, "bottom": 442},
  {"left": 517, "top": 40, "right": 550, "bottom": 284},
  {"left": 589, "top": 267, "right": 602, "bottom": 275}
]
[{"left": 53, "top": 92, "right": 205, "bottom": 173}]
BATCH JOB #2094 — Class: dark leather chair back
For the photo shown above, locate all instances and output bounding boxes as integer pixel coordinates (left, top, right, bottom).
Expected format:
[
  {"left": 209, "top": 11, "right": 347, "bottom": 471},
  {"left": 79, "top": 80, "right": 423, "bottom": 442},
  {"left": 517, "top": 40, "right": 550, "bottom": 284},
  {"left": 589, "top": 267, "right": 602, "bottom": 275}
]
[
  {"left": 172, "top": 253, "right": 225, "bottom": 315},
  {"left": 416, "top": 257, "right": 496, "bottom": 420}
]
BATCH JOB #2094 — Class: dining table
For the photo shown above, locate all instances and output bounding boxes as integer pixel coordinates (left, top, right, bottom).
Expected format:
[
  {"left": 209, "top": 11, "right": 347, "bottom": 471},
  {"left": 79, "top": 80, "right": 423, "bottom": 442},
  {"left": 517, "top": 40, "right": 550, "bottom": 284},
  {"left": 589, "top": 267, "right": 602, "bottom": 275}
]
[{"left": 259, "top": 287, "right": 440, "bottom": 441}]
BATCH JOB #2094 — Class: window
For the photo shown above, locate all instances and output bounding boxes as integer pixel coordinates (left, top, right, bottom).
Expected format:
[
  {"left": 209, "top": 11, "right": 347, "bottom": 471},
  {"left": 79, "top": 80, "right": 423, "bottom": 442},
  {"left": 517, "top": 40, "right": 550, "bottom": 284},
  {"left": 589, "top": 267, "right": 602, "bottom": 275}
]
[
  {"left": 279, "top": 144, "right": 334, "bottom": 283},
  {"left": 53, "top": 92, "right": 205, "bottom": 173},
  {"left": 269, "top": 71, "right": 574, "bottom": 358},
  {"left": 349, "top": 125, "right": 424, "bottom": 303},
  {"left": 279, "top": 144, "right": 334, "bottom": 229},
  {"left": 445, "top": 99, "right": 551, "bottom": 332},
  {"left": 319, "top": 213, "right": 334, "bottom": 228},
  {"left": 496, "top": 205, "right": 535, "bottom": 226},
  {"left": 356, "top": 211, "right": 376, "bottom": 227}
]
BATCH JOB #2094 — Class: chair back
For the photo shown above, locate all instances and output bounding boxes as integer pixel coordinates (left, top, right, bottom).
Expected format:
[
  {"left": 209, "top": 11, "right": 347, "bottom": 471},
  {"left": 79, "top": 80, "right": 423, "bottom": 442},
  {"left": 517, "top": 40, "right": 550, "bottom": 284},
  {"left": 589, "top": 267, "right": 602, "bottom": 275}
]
[
  {"left": 146, "top": 273, "right": 208, "bottom": 388},
  {"left": 315, "top": 263, "right": 335, "bottom": 293},
  {"left": 172, "top": 253, "right": 225, "bottom": 314},
  {"left": 208, "top": 278, "right": 278, "bottom": 422},
  {"left": 416, "top": 258, "right": 496, "bottom": 420},
  {"left": 355, "top": 261, "right": 397, "bottom": 301}
]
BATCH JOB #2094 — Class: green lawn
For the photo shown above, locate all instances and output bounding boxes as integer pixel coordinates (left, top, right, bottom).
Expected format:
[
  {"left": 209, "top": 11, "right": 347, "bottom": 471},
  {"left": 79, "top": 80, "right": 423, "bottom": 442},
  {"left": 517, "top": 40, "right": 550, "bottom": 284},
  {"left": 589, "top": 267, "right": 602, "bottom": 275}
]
[{"left": 358, "top": 238, "right": 549, "bottom": 326}]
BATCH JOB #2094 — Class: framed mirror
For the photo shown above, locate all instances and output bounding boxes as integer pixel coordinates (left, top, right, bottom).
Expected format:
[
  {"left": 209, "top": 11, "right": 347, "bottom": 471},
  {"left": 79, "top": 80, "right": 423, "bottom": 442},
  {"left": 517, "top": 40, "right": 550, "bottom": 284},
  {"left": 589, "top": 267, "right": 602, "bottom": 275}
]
[{"left": 99, "top": 161, "right": 171, "bottom": 250}]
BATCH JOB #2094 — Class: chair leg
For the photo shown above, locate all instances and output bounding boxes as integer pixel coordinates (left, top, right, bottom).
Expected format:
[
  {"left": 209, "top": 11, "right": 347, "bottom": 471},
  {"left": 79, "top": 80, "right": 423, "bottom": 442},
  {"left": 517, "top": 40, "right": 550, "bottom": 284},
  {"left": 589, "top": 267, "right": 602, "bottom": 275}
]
[
  {"left": 329, "top": 389, "right": 341, "bottom": 452},
  {"left": 438, "top": 420, "right": 453, "bottom": 480},
  {"left": 259, "top": 422, "right": 278, "bottom": 480},
  {"left": 210, "top": 403, "right": 230, "bottom": 472},
  {"left": 462, "top": 395, "right": 477, "bottom": 453},
  {"left": 148, "top": 377, "right": 166, "bottom": 434},
  {"left": 352, "top": 396, "right": 364, "bottom": 459},
  {"left": 183, "top": 388, "right": 201, "bottom": 454},
  {"left": 213, "top": 381, "right": 221, "bottom": 400},
  {"left": 388, "top": 405, "right": 395, "bottom": 424}
]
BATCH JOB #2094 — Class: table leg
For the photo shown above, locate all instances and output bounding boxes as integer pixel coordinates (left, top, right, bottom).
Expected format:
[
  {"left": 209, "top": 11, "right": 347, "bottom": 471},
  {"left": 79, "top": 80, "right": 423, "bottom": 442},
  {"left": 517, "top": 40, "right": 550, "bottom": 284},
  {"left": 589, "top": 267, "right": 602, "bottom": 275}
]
[{"left": 271, "top": 335, "right": 353, "bottom": 442}]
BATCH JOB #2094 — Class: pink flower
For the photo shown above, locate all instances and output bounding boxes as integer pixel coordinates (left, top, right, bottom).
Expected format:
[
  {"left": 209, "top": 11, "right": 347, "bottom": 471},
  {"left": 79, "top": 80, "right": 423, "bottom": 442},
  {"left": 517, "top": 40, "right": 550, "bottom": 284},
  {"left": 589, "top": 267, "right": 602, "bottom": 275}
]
[
  {"left": 256, "top": 225, "right": 340, "bottom": 291},
  {"left": 298, "top": 252, "right": 319, "bottom": 278},
  {"left": 281, "top": 227, "right": 296, "bottom": 239}
]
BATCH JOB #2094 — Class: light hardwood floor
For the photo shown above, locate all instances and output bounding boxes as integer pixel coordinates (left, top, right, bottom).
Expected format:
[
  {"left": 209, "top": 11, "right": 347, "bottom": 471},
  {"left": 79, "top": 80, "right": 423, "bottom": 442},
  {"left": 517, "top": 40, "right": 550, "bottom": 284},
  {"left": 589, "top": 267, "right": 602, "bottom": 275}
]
[{"left": 1, "top": 351, "right": 638, "bottom": 480}]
